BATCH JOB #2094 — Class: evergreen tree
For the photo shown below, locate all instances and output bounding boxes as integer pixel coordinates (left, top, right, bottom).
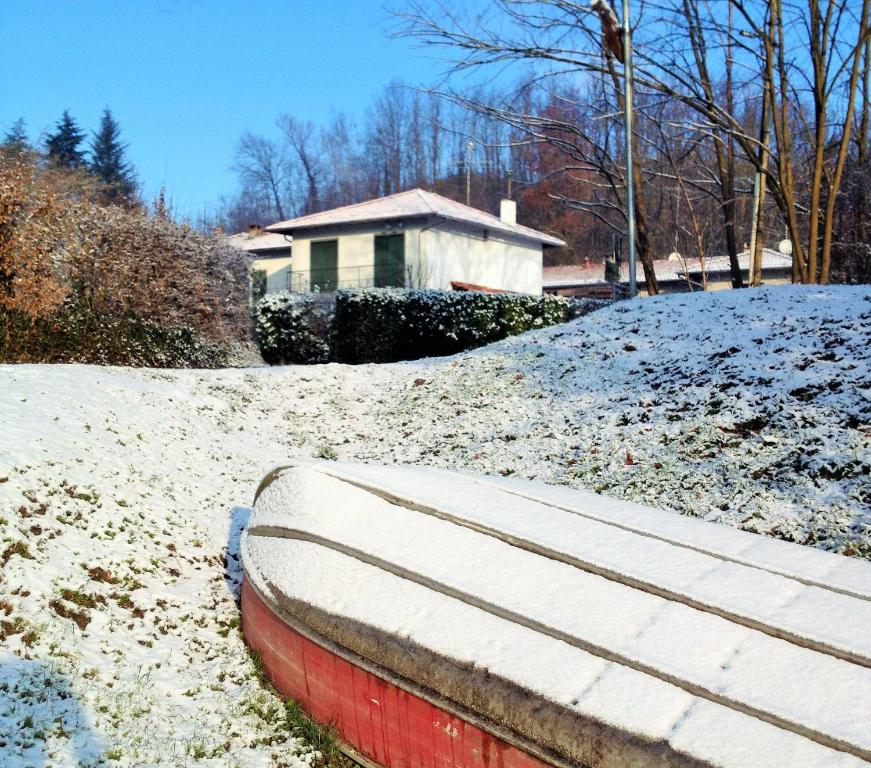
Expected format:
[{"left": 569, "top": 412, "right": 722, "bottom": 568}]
[
  {"left": 45, "top": 110, "right": 86, "bottom": 169},
  {"left": 1, "top": 118, "right": 31, "bottom": 157},
  {"left": 89, "top": 109, "right": 137, "bottom": 203}
]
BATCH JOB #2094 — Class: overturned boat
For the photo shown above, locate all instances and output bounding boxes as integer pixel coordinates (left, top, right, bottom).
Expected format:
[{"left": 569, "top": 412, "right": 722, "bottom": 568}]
[{"left": 241, "top": 461, "right": 871, "bottom": 768}]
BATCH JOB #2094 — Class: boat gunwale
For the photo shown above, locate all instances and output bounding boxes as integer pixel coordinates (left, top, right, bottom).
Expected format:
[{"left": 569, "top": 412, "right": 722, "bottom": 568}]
[{"left": 240, "top": 574, "right": 594, "bottom": 768}]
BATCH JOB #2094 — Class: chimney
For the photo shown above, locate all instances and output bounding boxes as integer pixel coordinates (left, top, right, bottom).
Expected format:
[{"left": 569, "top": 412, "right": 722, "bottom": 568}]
[
  {"left": 500, "top": 199, "right": 517, "bottom": 225},
  {"left": 248, "top": 224, "right": 263, "bottom": 237}
]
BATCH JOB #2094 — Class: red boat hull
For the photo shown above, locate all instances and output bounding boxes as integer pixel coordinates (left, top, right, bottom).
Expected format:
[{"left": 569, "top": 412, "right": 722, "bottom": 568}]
[{"left": 241, "top": 578, "right": 553, "bottom": 768}]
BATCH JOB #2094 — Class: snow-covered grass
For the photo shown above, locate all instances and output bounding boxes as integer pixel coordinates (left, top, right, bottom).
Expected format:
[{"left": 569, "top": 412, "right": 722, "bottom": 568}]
[{"left": 0, "top": 285, "right": 868, "bottom": 766}]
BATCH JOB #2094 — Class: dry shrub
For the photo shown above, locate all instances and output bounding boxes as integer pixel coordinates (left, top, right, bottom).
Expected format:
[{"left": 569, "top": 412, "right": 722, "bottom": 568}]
[
  {"left": 63, "top": 201, "right": 249, "bottom": 343},
  {"left": 0, "top": 161, "right": 70, "bottom": 317},
  {"left": 0, "top": 156, "right": 250, "bottom": 365}
]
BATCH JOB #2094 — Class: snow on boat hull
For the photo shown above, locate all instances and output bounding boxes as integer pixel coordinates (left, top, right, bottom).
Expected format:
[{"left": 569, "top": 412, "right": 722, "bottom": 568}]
[
  {"left": 241, "top": 461, "right": 871, "bottom": 768},
  {"left": 241, "top": 577, "right": 556, "bottom": 768}
]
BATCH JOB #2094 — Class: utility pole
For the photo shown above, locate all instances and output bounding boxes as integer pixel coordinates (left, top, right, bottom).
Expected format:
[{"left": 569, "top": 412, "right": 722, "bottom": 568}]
[
  {"left": 466, "top": 141, "right": 474, "bottom": 206},
  {"left": 622, "top": 0, "right": 638, "bottom": 298},
  {"left": 592, "top": 0, "right": 637, "bottom": 297}
]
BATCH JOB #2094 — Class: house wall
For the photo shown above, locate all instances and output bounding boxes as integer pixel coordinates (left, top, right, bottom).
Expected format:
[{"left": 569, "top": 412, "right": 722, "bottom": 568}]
[
  {"left": 251, "top": 255, "right": 293, "bottom": 295},
  {"left": 420, "top": 222, "right": 543, "bottom": 294},
  {"left": 287, "top": 218, "right": 544, "bottom": 295},
  {"left": 701, "top": 270, "right": 792, "bottom": 291},
  {"left": 290, "top": 220, "right": 425, "bottom": 291}
]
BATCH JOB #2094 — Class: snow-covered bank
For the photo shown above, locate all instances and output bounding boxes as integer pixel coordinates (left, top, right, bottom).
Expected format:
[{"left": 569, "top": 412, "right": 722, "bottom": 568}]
[
  {"left": 0, "top": 285, "right": 868, "bottom": 766},
  {"left": 366, "top": 284, "right": 870, "bottom": 556}
]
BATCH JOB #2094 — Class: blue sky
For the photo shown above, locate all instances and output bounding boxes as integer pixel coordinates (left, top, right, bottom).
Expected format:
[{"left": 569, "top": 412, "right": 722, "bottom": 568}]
[{"left": 0, "top": 0, "right": 444, "bottom": 219}]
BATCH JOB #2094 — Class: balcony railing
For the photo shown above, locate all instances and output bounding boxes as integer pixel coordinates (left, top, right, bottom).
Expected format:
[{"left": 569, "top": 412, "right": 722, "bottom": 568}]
[{"left": 287, "top": 263, "right": 408, "bottom": 293}]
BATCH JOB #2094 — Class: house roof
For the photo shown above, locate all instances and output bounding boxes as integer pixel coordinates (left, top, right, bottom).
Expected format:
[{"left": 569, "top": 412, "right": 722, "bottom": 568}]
[
  {"left": 543, "top": 248, "right": 792, "bottom": 288},
  {"left": 266, "top": 188, "right": 566, "bottom": 248},
  {"left": 684, "top": 248, "right": 792, "bottom": 275},
  {"left": 227, "top": 231, "right": 293, "bottom": 254}
]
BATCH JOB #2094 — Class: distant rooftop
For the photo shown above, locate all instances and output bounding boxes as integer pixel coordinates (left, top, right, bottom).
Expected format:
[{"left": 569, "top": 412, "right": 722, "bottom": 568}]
[
  {"left": 227, "top": 230, "right": 292, "bottom": 254},
  {"left": 688, "top": 249, "right": 792, "bottom": 275},
  {"left": 267, "top": 188, "right": 566, "bottom": 248},
  {"left": 543, "top": 248, "right": 792, "bottom": 288}
]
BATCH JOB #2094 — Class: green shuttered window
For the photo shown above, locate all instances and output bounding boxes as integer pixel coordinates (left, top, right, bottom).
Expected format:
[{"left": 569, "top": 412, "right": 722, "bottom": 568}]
[
  {"left": 374, "top": 234, "right": 405, "bottom": 288},
  {"left": 310, "top": 240, "right": 338, "bottom": 292}
]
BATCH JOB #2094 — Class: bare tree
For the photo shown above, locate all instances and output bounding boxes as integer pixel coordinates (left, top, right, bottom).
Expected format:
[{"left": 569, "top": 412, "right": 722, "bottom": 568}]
[
  {"left": 214, "top": 183, "right": 278, "bottom": 234},
  {"left": 278, "top": 116, "right": 324, "bottom": 214},
  {"left": 646, "top": 0, "right": 870, "bottom": 283},
  {"left": 232, "top": 132, "right": 289, "bottom": 222},
  {"left": 321, "top": 112, "right": 366, "bottom": 208},
  {"left": 646, "top": 110, "right": 712, "bottom": 289},
  {"left": 397, "top": 0, "right": 871, "bottom": 285},
  {"left": 410, "top": 77, "right": 662, "bottom": 292},
  {"left": 677, "top": 0, "right": 743, "bottom": 286},
  {"left": 395, "top": 0, "right": 701, "bottom": 293}
]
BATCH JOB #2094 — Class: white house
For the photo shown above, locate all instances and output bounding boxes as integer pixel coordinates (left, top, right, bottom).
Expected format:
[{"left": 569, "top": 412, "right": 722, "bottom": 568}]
[{"left": 266, "top": 189, "right": 565, "bottom": 295}]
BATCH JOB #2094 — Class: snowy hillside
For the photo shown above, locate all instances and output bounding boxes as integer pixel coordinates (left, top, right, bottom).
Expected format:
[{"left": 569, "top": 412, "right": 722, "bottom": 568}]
[
  {"left": 1, "top": 285, "right": 868, "bottom": 766},
  {"left": 374, "top": 284, "right": 871, "bottom": 556}
]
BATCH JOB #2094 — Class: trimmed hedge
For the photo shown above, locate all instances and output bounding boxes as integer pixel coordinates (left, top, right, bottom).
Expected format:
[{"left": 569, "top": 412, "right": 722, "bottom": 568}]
[
  {"left": 254, "top": 288, "right": 606, "bottom": 366},
  {"left": 328, "top": 288, "right": 598, "bottom": 364},
  {"left": 255, "top": 292, "right": 332, "bottom": 365}
]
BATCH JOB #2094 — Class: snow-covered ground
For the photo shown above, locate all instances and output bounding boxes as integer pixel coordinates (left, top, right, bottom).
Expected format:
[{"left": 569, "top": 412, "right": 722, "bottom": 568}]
[{"left": 1, "top": 285, "right": 868, "bottom": 767}]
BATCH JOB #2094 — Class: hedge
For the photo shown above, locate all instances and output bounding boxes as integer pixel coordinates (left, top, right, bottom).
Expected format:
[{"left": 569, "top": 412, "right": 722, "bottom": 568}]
[
  {"left": 327, "top": 288, "right": 600, "bottom": 364},
  {"left": 255, "top": 292, "right": 332, "bottom": 365},
  {"left": 254, "top": 288, "right": 605, "bottom": 366}
]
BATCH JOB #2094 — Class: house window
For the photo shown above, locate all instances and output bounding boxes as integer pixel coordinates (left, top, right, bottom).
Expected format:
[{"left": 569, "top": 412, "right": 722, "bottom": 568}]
[
  {"left": 374, "top": 234, "right": 405, "bottom": 287},
  {"left": 310, "top": 240, "right": 338, "bottom": 292},
  {"left": 251, "top": 269, "right": 267, "bottom": 303}
]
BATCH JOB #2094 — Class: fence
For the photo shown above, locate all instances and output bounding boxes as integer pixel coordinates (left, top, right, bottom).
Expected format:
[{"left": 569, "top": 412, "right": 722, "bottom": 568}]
[{"left": 288, "top": 263, "right": 408, "bottom": 293}]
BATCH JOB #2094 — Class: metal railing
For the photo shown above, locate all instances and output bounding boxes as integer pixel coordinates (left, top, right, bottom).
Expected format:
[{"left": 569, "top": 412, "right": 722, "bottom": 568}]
[{"left": 287, "top": 263, "right": 408, "bottom": 293}]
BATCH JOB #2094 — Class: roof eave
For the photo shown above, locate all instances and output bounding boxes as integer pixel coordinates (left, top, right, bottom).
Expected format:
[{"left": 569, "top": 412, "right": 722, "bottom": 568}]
[
  {"left": 266, "top": 215, "right": 400, "bottom": 234},
  {"left": 269, "top": 212, "right": 565, "bottom": 247}
]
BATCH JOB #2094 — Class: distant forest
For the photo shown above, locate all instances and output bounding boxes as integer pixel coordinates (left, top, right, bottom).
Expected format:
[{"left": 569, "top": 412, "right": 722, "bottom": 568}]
[{"left": 214, "top": 79, "right": 679, "bottom": 268}]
